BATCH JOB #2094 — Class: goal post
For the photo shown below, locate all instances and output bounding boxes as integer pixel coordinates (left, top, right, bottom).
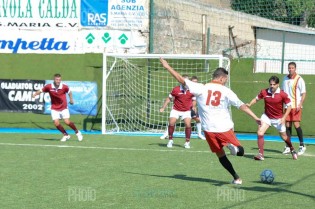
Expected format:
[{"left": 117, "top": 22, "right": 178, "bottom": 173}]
[{"left": 102, "top": 54, "right": 230, "bottom": 135}]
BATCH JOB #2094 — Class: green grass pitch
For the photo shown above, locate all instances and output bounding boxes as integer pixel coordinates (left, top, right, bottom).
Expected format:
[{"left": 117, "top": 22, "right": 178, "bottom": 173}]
[{"left": 1, "top": 133, "right": 314, "bottom": 209}]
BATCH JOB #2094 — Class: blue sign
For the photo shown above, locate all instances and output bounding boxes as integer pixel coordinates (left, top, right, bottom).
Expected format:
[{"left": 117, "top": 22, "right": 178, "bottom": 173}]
[
  {"left": 44, "top": 81, "right": 98, "bottom": 116},
  {"left": 81, "top": 0, "right": 108, "bottom": 27}
]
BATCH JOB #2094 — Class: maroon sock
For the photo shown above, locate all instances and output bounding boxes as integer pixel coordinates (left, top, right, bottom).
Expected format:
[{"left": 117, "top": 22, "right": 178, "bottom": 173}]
[
  {"left": 284, "top": 138, "right": 294, "bottom": 151},
  {"left": 258, "top": 135, "right": 264, "bottom": 155},
  {"left": 68, "top": 122, "right": 78, "bottom": 133},
  {"left": 56, "top": 125, "right": 68, "bottom": 135},
  {"left": 168, "top": 125, "right": 175, "bottom": 140},
  {"left": 185, "top": 127, "right": 192, "bottom": 142}
]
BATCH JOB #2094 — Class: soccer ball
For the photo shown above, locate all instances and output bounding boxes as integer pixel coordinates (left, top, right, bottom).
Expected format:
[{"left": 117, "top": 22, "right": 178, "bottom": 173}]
[{"left": 260, "top": 169, "right": 274, "bottom": 184}]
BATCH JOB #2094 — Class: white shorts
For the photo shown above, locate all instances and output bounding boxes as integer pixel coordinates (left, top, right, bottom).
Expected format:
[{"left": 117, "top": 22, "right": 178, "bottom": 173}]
[
  {"left": 261, "top": 113, "right": 286, "bottom": 133},
  {"left": 51, "top": 109, "right": 70, "bottom": 120},
  {"left": 169, "top": 109, "right": 191, "bottom": 120}
]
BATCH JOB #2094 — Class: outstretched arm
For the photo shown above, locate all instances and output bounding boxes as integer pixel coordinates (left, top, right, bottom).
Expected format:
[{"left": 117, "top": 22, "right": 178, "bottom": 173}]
[
  {"left": 239, "top": 104, "right": 261, "bottom": 125},
  {"left": 32, "top": 90, "right": 41, "bottom": 98},
  {"left": 160, "top": 58, "right": 185, "bottom": 85},
  {"left": 160, "top": 97, "right": 171, "bottom": 112},
  {"left": 246, "top": 98, "right": 258, "bottom": 107}
]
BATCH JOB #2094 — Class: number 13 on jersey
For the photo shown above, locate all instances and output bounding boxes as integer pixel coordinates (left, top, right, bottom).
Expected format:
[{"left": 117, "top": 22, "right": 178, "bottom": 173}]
[{"left": 206, "top": 90, "right": 221, "bottom": 106}]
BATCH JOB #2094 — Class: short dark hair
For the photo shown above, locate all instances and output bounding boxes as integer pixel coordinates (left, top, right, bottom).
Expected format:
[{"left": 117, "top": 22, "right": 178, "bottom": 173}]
[
  {"left": 182, "top": 74, "right": 189, "bottom": 79},
  {"left": 54, "top": 73, "right": 61, "bottom": 77},
  {"left": 191, "top": 75, "right": 198, "bottom": 81},
  {"left": 288, "top": 62, "right": 296, "bottom": 68},
  {"left": 212, "top": 68, "right": 228, "bottom": 79},
  {"left": 269, "top": 75, "right": 279, "bottom": 84}
]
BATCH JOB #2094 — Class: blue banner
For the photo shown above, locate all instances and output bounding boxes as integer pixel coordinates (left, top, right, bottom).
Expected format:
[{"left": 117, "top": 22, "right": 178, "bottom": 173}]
[
  {"left": 81, "top": 0, "right": 108, "bottom": 27},
  {"left": 44, "top": 81, "right": 98, "bottom": 116}
]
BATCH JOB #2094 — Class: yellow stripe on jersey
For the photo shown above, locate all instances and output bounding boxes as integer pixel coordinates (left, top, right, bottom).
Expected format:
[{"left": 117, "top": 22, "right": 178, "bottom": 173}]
[{"left": 291, "top": 75, "right": 300, "bottom": 108}]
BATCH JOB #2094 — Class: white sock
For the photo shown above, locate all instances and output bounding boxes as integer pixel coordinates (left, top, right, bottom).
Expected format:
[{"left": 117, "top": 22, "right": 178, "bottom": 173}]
[{"left": 196, "top": 123, "right": 202, "bottom": 135}]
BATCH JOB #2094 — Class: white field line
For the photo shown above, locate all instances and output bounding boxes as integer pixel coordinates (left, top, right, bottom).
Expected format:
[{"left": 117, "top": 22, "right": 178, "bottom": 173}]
[{"left": 0, "top": 142, "right": 314, "bottom": 157}]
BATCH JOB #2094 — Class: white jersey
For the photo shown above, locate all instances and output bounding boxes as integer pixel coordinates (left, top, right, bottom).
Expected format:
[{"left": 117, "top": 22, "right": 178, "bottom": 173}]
[
  {"left": 282, "top": 74, "right": 306, "bottom": 108},
  {"left": 185, "top": 79, "right": 244, "bottom": 132}
]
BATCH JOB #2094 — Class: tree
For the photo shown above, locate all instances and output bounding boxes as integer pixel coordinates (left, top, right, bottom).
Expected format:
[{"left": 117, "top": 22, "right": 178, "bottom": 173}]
[{"left": 231, "top": 0, "right": 315, "bottom": 27}]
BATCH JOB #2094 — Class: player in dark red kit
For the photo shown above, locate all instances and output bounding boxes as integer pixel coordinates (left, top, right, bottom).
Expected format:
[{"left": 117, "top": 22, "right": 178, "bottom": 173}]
[
  {"left": 32, "top": 73, "right": 83, "bottom": 142},
  {"left": 160, "top": 75, "right": 195, "bottom": 148},
  {"left": 247, "top": 76, "right": 297, "bottom": 160}
]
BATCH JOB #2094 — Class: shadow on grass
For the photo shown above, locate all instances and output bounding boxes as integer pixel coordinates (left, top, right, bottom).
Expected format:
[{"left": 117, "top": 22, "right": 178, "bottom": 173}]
[
  {"left": 251, "top": 147, "right": 283, "bottom": 154},
  {"left": 126, "top": 171, "right": 227, "bottom": 186},
  {"left": 35, "top": 137, "right": 59, "bottom": 141},
  {"left": 149, "top": 143, "right": 185, "bottom": 148},
  {"left": 219, "top": 172, "right": 315, "bottom": 209}
]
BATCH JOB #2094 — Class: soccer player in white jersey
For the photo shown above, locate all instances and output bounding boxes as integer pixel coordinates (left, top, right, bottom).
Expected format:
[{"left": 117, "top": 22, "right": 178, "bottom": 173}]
[
  {"left": 160, "top": 58, "right": 261, "bottom": 185},
  {"left": 282, "top": 62, "right": 307, "bottom": 155}
]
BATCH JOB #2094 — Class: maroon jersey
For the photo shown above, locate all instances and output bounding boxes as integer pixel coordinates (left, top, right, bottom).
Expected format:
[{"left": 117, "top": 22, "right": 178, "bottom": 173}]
[
  {"left": 257, "top": 88, "right": 291, "bottom": 119},
  {"left": 170, "top": 85, "right": 194, "bottom": 111},
  {"left": 42, "top": 83, "right": 70, "bottom": 111}
]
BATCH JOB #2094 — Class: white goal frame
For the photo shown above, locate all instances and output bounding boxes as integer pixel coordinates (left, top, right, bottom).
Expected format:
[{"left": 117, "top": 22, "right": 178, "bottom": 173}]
[{"left": 102, "top": 53, "right": 230, "bottom": 135}]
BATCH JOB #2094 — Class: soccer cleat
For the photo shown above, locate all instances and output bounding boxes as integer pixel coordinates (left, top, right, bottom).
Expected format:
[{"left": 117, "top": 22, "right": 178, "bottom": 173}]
[
  {"left": 254, "top": 153, "right": 264, "bottom": 161},
  {"left": 167, "top": 140, "right": 173, "bottom": 148},
  {"left": 76, "top": 131, "right": 83, "bottom": 141},
  {"left": 291, "top": 150, "right": 298, "bottom": 160},
  {"left": 160, "top": 133, "right": 169, "bottom": 140},
  {"left": 227, "top": 143, "right": 238, "bottom": 155},
  {"left": 184, "top": 141, "right": 191, "bottom": 149},
  {"left": 282, "top": 146, "right": 291, "bottom": 154},
  {"left": 297, "top": 146, "right": 306, "bottom": 155},
  {"left": 60, "top": 135, "right": 70, "bottom": 142},
  {"left": 231, "top": 179, "right": 242, "bottom": 185},
  {"left": 198, "top": 134, "right": 206, "bottom": 140}
]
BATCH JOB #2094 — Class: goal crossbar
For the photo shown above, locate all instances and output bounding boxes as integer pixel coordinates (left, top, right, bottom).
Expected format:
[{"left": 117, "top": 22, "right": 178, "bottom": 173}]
[{"left": 102, "top": 53, "right": 230, "bottom": 135}]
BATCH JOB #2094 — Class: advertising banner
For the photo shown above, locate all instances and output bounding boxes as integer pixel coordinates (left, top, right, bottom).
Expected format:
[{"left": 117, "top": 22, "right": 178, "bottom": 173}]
[
  {"left": 0, "top": 0, "right": 80, "bottom": 28},
  {"left": 43, "top": 80, "right": 98, "bottom": 116},
  {"left": 0, "top": 30, "right": 78, "bottom": 54},
  {"left": 0, "top": 0, "right": 149, "bottom": 54},
  {"left": 81, "top": 0, "right": 149, "bottom": 30},
  {"left": 0, "top": 79, "right": 45, "bottom": 113},
  {"left": 0, "top": 0, "right": 149, "bottom": 30},
  {"left": 0, "top": 79, "right": 98, "bottom": 116}
]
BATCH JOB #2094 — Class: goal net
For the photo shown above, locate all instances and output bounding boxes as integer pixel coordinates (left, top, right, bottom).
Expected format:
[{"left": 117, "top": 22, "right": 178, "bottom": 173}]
[{"left": 102, "top": 54, "right": 230, "bottom": 136}]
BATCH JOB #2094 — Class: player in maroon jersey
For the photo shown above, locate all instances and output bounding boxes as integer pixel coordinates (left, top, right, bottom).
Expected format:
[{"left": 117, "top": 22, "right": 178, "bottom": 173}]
[
  {"left": 32, "top": 73, "right": 83, "bottom": 142},
  {"left": 160, "top": 76, "right": 206, "bottom": 140},
  {"left": 160, "top": 75, "right": 195, "bottom": 148},
  {"left": 247, "top": 76, "right": 297, "bottom": 160}
]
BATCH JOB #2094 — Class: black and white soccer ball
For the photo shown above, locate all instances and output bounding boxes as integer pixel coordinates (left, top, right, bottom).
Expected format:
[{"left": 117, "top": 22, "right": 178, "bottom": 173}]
[{"left": 260, "top": 169, "right": 274, "bottom": 184}]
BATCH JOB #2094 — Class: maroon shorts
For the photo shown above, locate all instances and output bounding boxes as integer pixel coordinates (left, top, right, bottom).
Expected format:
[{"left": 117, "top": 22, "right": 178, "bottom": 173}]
[{"left": 286, "top": 108, "right": 302, "bottom": 122}]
